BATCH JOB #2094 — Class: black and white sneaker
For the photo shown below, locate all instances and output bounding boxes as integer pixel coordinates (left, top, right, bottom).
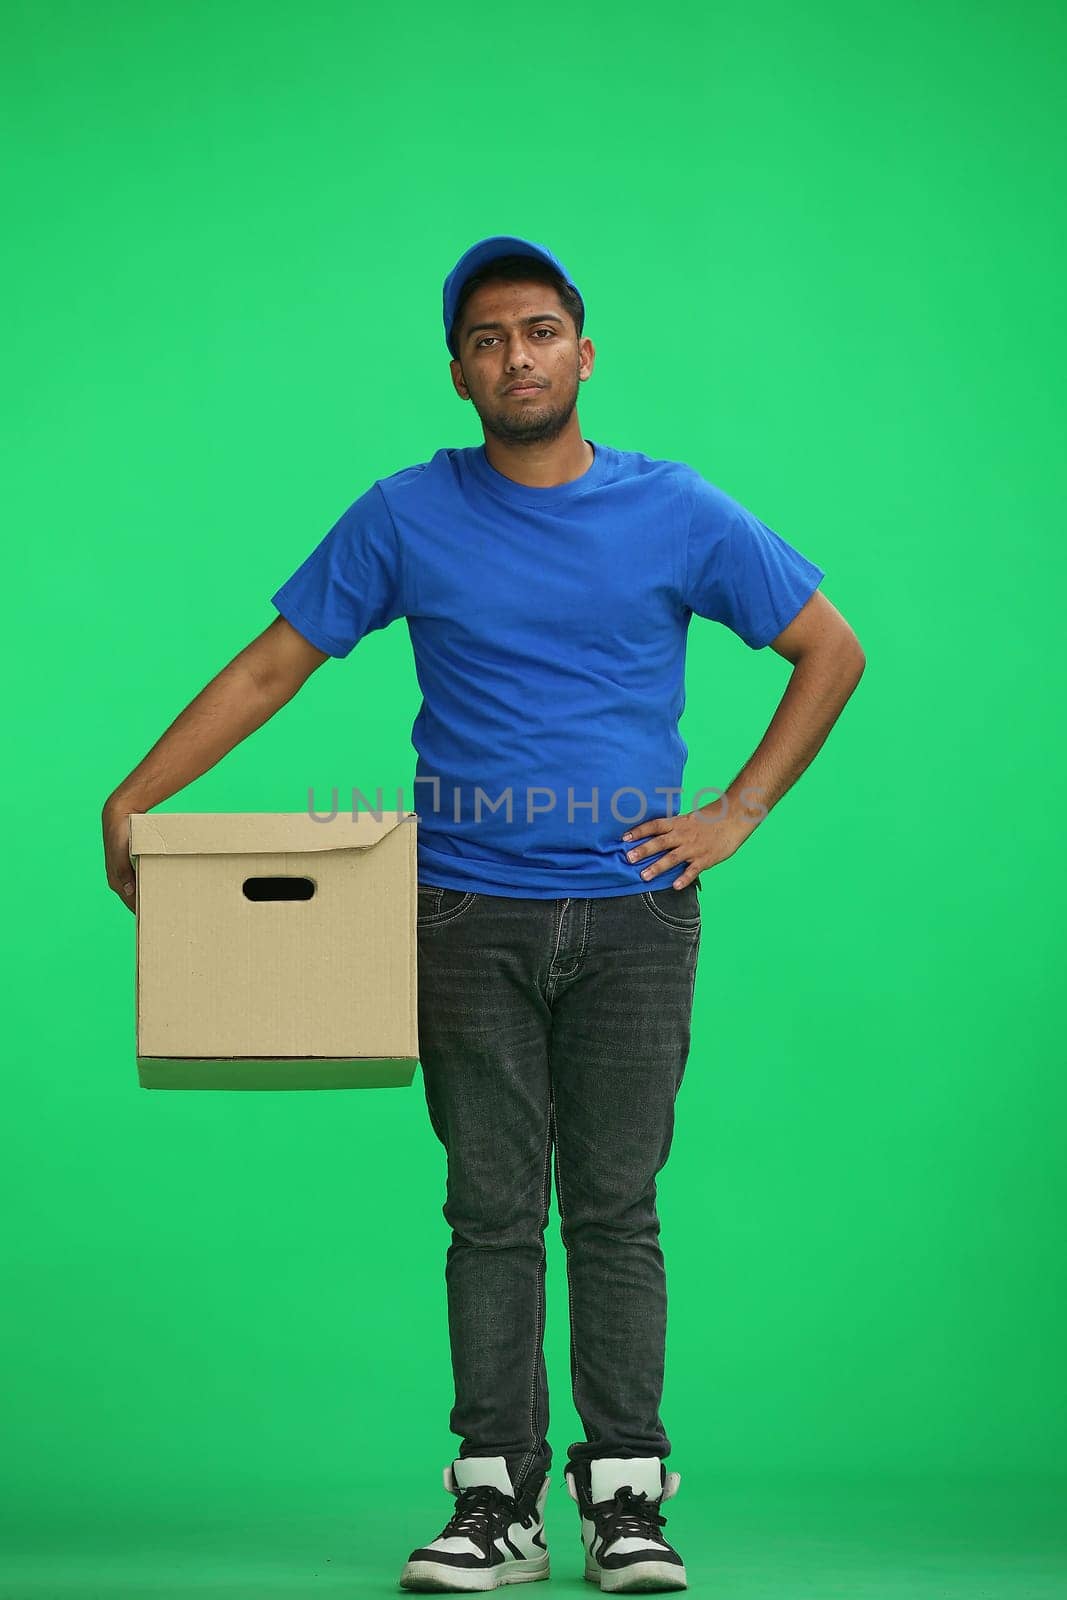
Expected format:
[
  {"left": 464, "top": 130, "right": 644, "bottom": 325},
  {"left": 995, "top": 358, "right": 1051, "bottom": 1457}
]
[
  {"left": 565, "top": 1456, "right": 687, "bottom": 1592},
  {"left": 399, "top": 1455, "right": 551, "bottom": 1592}
]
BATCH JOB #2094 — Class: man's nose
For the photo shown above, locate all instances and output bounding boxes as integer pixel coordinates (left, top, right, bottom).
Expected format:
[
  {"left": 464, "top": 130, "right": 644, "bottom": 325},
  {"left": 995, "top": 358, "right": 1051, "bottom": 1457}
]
[{"left": 505, "top": 337, "right": 534, "bottom": 369}]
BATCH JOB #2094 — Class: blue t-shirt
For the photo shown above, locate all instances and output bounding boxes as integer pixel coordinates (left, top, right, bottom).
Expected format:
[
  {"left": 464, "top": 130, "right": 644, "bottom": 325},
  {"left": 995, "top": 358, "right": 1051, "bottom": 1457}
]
[{"left": 270, "top": 440, "right": 825, "bottom": 898}]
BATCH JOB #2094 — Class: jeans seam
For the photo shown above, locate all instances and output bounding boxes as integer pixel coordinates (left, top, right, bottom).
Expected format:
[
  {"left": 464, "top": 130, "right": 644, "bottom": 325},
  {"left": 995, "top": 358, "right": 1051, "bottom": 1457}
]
[
  {"left": 550, "top": 1096, "right": 581, "bottom": 1411},
  {"left": 514, "top": 1105, "right": 553, "bottom": 1492},
  {"left": 640, "top": 889, "right": 702, "bottom": 932},
  {"left": 555, "top": 897, "right": 591, "bottom": 979},
  {"left": 417, "top": 890, "right": 478, "bottom": 928},
  {"left": 544, "top": 899, "right": 569, "bottom": 1000}
]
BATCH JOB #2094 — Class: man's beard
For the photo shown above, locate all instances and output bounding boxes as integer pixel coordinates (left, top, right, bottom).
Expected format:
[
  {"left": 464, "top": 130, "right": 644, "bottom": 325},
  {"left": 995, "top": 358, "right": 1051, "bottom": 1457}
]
[{"left": 471, "top": 366, "right": 581, "bottom": 446}]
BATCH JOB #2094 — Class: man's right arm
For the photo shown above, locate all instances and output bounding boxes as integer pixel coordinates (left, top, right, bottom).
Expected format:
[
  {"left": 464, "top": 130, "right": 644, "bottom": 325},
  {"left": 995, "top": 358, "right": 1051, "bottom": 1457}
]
[{"left": 101, "top": 616, "right": 329, "bottom": 911}]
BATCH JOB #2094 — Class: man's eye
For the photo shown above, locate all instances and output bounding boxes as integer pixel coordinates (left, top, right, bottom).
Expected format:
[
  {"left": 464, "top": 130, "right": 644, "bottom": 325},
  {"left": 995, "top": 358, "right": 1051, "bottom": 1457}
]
[{"left": 476, "top": 328, "right": 555, "bottom": 348}]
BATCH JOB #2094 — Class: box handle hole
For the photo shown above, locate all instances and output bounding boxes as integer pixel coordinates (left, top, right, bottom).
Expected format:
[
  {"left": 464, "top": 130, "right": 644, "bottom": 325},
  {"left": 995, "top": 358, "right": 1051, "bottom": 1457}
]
[{"left": 242, "top": 876, "right": 316, "bottom": 901}]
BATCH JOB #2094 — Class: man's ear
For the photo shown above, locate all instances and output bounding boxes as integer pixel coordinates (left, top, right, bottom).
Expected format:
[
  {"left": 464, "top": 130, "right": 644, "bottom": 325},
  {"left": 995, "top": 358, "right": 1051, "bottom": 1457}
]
[{"left": 450, "top": 357, "right": 470, "bottom": 400}]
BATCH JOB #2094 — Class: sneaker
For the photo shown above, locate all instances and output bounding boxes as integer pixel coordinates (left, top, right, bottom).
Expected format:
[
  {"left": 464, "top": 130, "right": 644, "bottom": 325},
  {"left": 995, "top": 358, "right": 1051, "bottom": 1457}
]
[
  {"left": 399, "top": 1455, "right": 551, "bottom": 1591},
  {"left": 565, "top": 1456, "right": 687, "bottom": 1592}
]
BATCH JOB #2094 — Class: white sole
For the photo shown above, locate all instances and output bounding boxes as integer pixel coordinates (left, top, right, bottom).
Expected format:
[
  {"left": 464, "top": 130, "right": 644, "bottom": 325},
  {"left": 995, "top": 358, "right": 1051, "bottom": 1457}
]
[
  {"left": 400, "top": 1552, "right": 550, "bottom": 1591},
  {"left": 584, "top": 1554, "right": 688, "bottom": 1592}
]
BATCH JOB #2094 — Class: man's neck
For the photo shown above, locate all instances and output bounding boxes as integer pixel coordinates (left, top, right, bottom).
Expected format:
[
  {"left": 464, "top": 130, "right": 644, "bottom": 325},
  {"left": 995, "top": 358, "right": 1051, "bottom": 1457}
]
[{"left": 482, "top": 429, "right": 594, "bottom": 489}]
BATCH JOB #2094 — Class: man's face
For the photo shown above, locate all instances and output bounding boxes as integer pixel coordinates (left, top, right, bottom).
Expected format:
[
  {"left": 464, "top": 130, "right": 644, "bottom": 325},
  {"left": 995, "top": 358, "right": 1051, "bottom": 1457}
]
[{"left": 450, "top": 278, "right": 595, "bottom": 445}]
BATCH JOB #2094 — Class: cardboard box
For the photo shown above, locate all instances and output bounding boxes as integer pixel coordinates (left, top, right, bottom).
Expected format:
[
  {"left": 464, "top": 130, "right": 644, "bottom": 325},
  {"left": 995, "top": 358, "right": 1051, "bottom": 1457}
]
[{"left": 129, "top": 810, "right": 419, "bottom": 1090}]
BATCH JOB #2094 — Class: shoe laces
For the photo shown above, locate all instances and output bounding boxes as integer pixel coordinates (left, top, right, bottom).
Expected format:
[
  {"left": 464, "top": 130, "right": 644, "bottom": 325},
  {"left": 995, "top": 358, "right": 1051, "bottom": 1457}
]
[
  {"left": 593, "top": 1485, "right": 668, "bottom": 1545},
  {"left": 440, "top": 1484, "right": 521, "bottom": 1551}
]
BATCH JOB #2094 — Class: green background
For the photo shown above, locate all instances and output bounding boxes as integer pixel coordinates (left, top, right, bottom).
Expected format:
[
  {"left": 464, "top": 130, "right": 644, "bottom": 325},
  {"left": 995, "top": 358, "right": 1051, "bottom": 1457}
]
[{"left": 4, "top": 0, "right": 1065, "bottom": 1594}]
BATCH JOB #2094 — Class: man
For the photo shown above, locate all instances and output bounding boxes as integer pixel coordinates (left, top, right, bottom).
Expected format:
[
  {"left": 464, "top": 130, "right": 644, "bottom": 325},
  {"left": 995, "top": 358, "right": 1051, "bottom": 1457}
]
[{"left": 102, "top": 234, "right": 865, "bottom": 1594}]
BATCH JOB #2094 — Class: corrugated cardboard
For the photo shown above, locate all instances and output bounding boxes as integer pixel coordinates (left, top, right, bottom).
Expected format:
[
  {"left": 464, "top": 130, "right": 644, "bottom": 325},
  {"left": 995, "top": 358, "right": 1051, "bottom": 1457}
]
[{"left": 129, "top": 810, "right": 419, "bottom": 1090}]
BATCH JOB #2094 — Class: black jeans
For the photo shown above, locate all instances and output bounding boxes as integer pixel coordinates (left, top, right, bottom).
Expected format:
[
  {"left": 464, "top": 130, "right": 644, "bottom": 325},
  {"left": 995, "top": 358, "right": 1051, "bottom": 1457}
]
[{"left": 416, "top": 879, "right": 701, "bottom": 1499}]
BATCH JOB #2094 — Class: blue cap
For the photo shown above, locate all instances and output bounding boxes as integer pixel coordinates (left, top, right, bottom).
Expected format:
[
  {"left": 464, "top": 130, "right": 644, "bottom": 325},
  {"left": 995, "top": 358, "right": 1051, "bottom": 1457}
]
[{"left": 442, "top": 234, "right": 583, "bottom": 358}]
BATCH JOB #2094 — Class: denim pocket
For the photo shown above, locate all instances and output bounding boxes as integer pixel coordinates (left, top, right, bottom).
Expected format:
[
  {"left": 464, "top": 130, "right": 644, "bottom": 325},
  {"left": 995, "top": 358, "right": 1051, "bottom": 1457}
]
[
  {"left": 416, "top": 884, "right": 479, "bottom": 928},
  {"left": 639, "top": 881, "right": 702, "bottom": 932}
]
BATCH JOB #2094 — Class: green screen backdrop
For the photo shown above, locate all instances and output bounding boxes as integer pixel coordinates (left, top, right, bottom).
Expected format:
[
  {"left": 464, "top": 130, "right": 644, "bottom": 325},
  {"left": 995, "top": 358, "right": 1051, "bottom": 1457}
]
[{"left": 3, "top": 1, "right": 1064, "bottom": 1595}]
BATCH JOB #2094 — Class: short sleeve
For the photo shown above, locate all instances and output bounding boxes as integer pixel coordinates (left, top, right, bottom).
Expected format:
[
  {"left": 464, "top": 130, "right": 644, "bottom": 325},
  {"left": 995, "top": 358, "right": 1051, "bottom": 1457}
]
[
  {"left": 684, "top": 473, "right": 825, "bottom": 649},
  {"left": 269, "top": 483, "right": 406, "bottom": 658}
]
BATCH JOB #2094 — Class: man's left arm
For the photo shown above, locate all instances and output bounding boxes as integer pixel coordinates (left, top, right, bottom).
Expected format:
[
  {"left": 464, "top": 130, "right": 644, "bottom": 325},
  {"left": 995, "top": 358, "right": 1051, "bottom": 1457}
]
[{"left": 622, "top": 590, "right": 866, "bottom": 888}]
